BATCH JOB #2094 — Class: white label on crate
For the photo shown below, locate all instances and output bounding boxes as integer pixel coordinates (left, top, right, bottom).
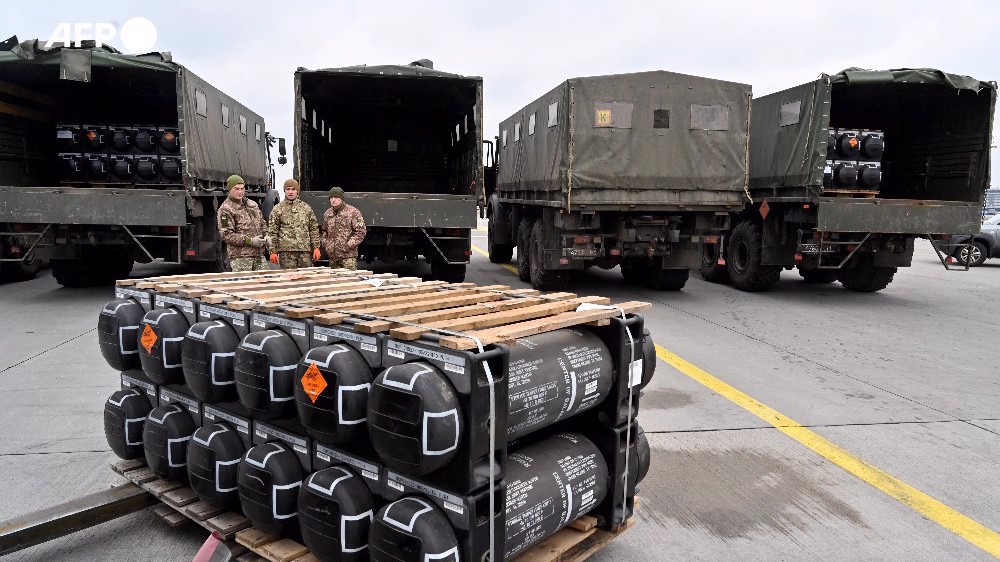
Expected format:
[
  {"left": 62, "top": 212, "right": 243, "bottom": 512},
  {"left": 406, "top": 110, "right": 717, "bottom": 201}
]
[
  {"left": 155, "top": 295, "right": 194, "bottom": 314},
  {"left": 293, "top": 445, "right": 307, "bottom": 455},
  {"left": 575, "top": 303, "right": 616, "bottom": 312},
  {"left": 314, "top": 326, "right": 377, "bottom": 348},
  {"left": 116, "top": 288, "right": 150, "bottom": 304},
  {"left": 585, "top": 380, "right": 598, "bottom": 395},
  {"left": 202, "top": 406, "right": 249, "bottom": 432},
  {"left": 255, "top": 429, "right": 267, "bottom": 439},
  {"left": 57, "top": 130, "right": 74, "bottom": 139},
  {"left": 159, "top": 388, "right": 198, "bottom": 414},
  {"left": 121, "top": 374, "right": 154, "bottom": 393},
  {"left": 199, "top": 305, "right": 246, "bottom": 325},
  {"left": 361, "top": 343, "right": 378, "bottom": 353},
  {"left": 387, "top": 348, "right": 405, "bottom": 359},
  {"left": 252, "top": 313, "right": 306, "bottom": 334},
  {"left": 629, "top": 360, "right": 644, "bottom": 388},
  {"left": 256, "top": 424, "right": 307, "bottom": 448},
  {"left": 233, "top": 318, "right": 245, "bottom": 327},
  {"left": 315, "top": 444, "right": 380, "bottom": 477},
  {"left": 387, "top": 340, "right": 465, "bottom": 369},
  {"left": 314, "top": 334, "right": 329, "bottom": 342},
  {"left": 291, "top": 328, "right": 306, "bottom": 337},
  {"left": 386, "top": 471, "right": 465, "bottom": 514},
  {"left": 444, "top": 363, "right": 465, "bottom": 375}
]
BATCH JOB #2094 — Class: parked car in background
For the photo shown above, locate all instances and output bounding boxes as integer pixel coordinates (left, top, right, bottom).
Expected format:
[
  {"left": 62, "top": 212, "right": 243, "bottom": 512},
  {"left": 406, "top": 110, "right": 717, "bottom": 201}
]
[{"left": 954, "top": 214, "right": 1000, "bottom": 266}]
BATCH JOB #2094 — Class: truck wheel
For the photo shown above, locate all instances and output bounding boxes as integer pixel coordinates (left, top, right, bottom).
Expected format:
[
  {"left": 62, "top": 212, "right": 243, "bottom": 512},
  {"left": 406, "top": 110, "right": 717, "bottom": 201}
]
[
  {"left": 0, "top": 254, "right": 40, "bottom": 282},
  {"left": 699, "top": 243, "right": 730, "bottom": 284},
  {"left": 487, "top": 214, "right": 514, "bottom": 264},
  {"left": 797, "top": 267, "right": 838, "bottom": 283},
  {"left": 51, "top": 259, "right": 101, "bottom": 287},
  {"left": 727, "top": 220, "right": 781, "bottom": 292},
  {"left": 838, "top": 256, "right": 896, "bottom": 292},
  {"left": 516, "top": 219, "right": 534, "bottom": 282},
  {"left": 431, "top": 262, "right": 467, "bottom": 283},
  {"left": 620, "top": 260, "right": 643, "bottom": 283},
  {"left": 646, "top": 268, "right": 689, "bottom": 291},
  {"left": 956, "top": 241, "right": 988, "bottom": 267},
  {"left": 529, "top": 220, "right": 566, "bottom": 290}
]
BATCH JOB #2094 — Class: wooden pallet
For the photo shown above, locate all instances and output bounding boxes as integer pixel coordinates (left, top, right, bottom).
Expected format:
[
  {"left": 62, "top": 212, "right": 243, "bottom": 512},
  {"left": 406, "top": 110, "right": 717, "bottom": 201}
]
[
  {"left": 111, "top": 459, "right": 636, "bottom": 562},
  {"left": 133, "top": 267, "right": 651, "bottom": 350}
]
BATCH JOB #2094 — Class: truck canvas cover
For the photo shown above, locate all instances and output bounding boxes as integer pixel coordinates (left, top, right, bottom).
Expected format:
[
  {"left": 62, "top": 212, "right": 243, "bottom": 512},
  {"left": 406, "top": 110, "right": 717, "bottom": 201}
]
[
  {"left": 748, "top": 67, "right": 996, "bottom": 205},
  {"left": 497, "top": 70, "right": 751, "bottom": 209},
  {"left": 0, "top": 37, "right": 267, "bottom": 188}
]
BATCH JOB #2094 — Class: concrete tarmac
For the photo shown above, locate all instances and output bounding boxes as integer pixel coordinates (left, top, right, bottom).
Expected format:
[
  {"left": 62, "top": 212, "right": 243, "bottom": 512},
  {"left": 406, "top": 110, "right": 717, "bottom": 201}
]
[{"left": 0, "top": 239, "right": 996, "bottom": 560}]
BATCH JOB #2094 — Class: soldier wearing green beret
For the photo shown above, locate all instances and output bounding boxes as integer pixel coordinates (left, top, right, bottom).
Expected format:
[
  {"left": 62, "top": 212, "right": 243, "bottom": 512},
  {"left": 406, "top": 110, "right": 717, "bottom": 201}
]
[
  {"left": 320, "top": 186, "right": 366, "bottom": 270},
  {"left": 217, "top": 174, "right": 269, "bottom": 271}
]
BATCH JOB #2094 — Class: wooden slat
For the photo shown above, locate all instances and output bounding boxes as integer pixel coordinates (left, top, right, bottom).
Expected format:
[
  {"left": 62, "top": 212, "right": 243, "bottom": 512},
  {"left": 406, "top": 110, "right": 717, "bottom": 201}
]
[
  {"left": 513, "top": 525, "right": 597, "bottom": 562},
  {"left": 117, "top": 267, "right": 327, "bottom": 287},
  {"left": 568, "top": 515, "right": 598, "bottom": 532},
  {"left": 388, "top": 296, "right": 608, "bottom": 341},
  {"left": 262, "top": 282, "right": 446, "bottom": 311},
  {"left": 184, "top": 500, "right": 227, "bottom": 521},
  {"left": 142, "top": 479, "right": 184, "bottom": 498},
  {"left": 561, "top": 517, "right": 636, "bottom": 561},
  {"left": 162, "top": 487, "right": 199, "bottom": 508},
  {"left": 209, "top": 276, "right": 425, "bottom": 306},
  {"left": 346, "top": 290, "right": 506, "bottom": 317},
  {"left": 236, "top": 528, "right": 281, "bottom": 550},
  {"left": 207, "top": 512, "right": 253, "bottom": 537},
  {"left": 109, "top": 458, "right": 144, "bottom": 475},
  {"left": 437, "top": 301, "right": 651, "bottom": 349},
  {"left": 258, "top": 539, "right": 309, "bottom": 562}
]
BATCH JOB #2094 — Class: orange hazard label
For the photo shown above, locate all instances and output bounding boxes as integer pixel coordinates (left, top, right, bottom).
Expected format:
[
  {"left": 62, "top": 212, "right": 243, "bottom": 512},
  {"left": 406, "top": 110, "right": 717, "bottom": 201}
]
[
  {"left": 140, "top": 324, "right": 157, "bottom": 354},
  {"left": 849, "top": 137, "right": 858, "bottom": 148},
  {"left": 301, "top": 363, "right": 327, "bottom": 403}
]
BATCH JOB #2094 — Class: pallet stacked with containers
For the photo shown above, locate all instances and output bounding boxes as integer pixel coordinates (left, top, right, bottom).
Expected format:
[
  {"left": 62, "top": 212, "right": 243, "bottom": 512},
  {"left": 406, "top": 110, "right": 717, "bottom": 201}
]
[{"left": 98, "top": 266, "right": 656, "bottom": 561}]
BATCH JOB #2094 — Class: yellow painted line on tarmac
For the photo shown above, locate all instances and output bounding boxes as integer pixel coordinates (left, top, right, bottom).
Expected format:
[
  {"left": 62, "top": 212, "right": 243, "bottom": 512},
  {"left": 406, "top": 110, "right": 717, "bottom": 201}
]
[
  {"left": 655, "top": 344, "right": 1000, "bottom": 558},
  {"left": 471, "top": 241, "right": 1000, "bottom": 557},
  {"left": 471, "top": 244, "right": 518, "bottom": 275}
]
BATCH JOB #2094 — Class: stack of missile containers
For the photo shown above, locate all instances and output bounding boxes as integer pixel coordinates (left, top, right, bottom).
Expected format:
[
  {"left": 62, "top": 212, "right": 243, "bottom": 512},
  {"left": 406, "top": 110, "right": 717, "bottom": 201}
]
[
  {"left": 823, "top": 128, "right": 884, "bottom": 191},
  {"left": 98, "top": 268, "right": 656, "bottom": 562}
]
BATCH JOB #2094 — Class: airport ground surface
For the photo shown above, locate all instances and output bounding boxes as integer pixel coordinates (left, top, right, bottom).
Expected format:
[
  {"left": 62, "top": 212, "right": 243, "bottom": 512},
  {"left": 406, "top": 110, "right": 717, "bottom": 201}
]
[{"left": 1, "top": 229, "right": 997, "bottom": 561}]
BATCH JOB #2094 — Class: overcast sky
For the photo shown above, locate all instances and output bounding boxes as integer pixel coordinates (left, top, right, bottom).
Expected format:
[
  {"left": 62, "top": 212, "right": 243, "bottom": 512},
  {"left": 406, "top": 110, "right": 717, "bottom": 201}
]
[{"left": 7, "top": 0, "right": 1000, "bottom": 186}]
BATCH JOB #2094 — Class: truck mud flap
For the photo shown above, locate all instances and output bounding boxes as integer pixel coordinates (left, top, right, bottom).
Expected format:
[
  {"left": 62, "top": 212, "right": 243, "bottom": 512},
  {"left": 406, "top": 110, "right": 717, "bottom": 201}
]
[
  {"left": 0, "top": 187, "right": 188, "bottom": 226},
  {"left": 816, "top": 198, "right": 983, "bottom": 235}
]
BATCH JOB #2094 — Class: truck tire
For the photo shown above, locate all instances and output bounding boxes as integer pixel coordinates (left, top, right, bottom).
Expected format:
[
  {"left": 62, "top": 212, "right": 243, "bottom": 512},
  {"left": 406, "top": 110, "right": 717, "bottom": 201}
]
[
  {"left": 0, "top": 254, "right": 40, "bottom": 282},
  {"left": 529, "top": 220, "right": 566, "bottom": 290},
  {"left": 620, "top": 260, "right": 643, "bottom": 283},
  {"left": 699, "top": 243, "right": 730, "bottom": 284},
  {"left": 727, "top": 220, "right": 781, "bottom": 292},
  {"left": 956, "top": 240, "right": 988, "bottom": 267},
  {"left": 51, "top": 259, "right": 102, "bottom": 287},
  {"left": 516, "top": 219, "right": 534, "bottom": 282},
  {"left": 487, "top": 213, "right": 514, "bottom": 264},
  {"left": 646, "top": 268, "right": 689, "bottom": 291},
  {"left": 797, "top": 267, "right": 838, "bottom": 283},
  {"left": 838, "top": 256, "right": 896, "bottom": 292},
  {"left": 431, "top": 262, "right": 467, "bottom": 283}
]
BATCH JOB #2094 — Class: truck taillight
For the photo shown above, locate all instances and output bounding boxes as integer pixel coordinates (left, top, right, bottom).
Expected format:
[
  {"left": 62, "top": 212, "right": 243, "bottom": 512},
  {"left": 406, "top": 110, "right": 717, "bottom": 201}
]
[
  {"left": 185, "top": 249, "right": 196, "bottom": 256},
  {"left": 163, "top": 226, "right": 178, "bottom": 234},
  {"left": 574, "top": 235, "right": 591, "bottom": 244}
]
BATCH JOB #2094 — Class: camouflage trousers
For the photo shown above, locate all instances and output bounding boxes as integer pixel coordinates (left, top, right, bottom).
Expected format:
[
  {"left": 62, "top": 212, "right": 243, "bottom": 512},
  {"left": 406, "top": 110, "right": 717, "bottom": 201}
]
[
  {"left": 229, "top": 255, "right": 269, "bottom": 272},
  {"left": 329, "top": 257, "right": 358, "bottom": 270},
  {"left": 278, "top": 251, "right": 313, "bottom": 270}
]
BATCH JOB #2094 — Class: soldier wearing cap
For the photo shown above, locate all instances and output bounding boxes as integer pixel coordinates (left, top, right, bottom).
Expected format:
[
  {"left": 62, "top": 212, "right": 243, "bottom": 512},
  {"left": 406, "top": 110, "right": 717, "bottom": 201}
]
[
  {"left": 266, "top": 179, "right": 321, "bottom": 269},
  {"left": 217, "top": 174, "right": 269, "bottom": 271},
  {"left": 320, "top": 186, "right": 366, "bottom": 270}
]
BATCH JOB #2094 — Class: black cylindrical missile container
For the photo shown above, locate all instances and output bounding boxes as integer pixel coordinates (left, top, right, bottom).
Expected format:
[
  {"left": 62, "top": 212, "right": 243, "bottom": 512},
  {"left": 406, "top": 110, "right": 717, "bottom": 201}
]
[
  {"left": 369, "top": 432, "right": 610, "bottom": 562},
  {"left": 183, "top": 320, "right": 240, "bottom": 403},
  {"left": 367, "top": 328, "right": 614, "bottom": 475},
  {"left": 294, "top": 344, "right": 374, "bottom": 445},
  {"left": 104, "top": 388, "right": 154, "bottom": 459},
  {"left": 187, "top": 422, "right": 246, "bottom": 508},
  {"left": 133, "top": 127, "right": 158, "bottom": 153},
  {"left": 369, "top": 496, "right": 459, "bottom": 562},
  {"left": 143, "top": 404, "right": 196, "bottom": 481},
  {"left": 98, "top": 298, "right": 145, "bottom": 371},
  {"left": 138, "top": 308, "right": 190, "bottom": 385},
  {"left": 639, "top": 327, "right": 656, "bottom": 390},
  {"left": 298, "top": 466, "right": 375, "bottom": 562},
  {"left": 634, "top": 425, "right": 651, "bottom": 486},
  {"left": 238, "top": 442, "right": 304, "bottom": 534},
  {"left": 235, "top": 330, "right": 302, "bottom": 420}
]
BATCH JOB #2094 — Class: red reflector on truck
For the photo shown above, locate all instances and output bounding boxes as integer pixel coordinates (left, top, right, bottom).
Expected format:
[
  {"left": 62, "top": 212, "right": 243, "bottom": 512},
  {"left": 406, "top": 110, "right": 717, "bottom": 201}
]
[
  {"left": 574, "top": 235, "right": 591, "bottom": 244},
  {"left": 185, "top": 250, "right": 196, "bottom": 256},
  {"left": 609, "top": 249, "right": 621, "bottom": 256},
  {"left": 559, "top": 258, "right": 569, "bottom": 265},
  {"left": 794, "top": 253, "right": 803, "bottom": 262},
  {"left": 464, "top": 251, "right": 472, "bottom": 256}
]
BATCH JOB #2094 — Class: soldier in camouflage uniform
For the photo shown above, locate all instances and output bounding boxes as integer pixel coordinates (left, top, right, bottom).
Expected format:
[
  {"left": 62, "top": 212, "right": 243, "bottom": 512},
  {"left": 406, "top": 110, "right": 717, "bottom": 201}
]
[
  {"left": 267, "top": 178, "right": 320, "bottom": 269},
  {"left": 320, "top": 186, "right": 366, "bottom": 270},
  {"left": 217, "top": 174, "right": 269, "bottom": 272}
]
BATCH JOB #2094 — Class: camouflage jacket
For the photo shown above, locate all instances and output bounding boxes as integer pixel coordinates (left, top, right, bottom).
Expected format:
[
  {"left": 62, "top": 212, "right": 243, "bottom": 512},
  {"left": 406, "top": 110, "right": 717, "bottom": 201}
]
[
  {"left": 217, "top": 196, "right": 266, "bottom": 259},
  {"left": 320, "top": 204, "right": 367, "bottom": 259},
  {"left": 266, "top": 198, "right": 320, "bottom": 252}
]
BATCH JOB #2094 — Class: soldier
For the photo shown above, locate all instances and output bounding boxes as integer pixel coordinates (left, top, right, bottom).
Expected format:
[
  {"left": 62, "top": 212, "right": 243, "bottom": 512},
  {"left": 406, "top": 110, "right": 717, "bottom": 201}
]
[
  {"left": 267, "top": 179, "right": 321, "bottom": 269},
  {"left": 320, "top": 186, "right": 366, "bottom": 270},
  {"left": 217, "top": 174, "right": 269, "bottom": 271}
]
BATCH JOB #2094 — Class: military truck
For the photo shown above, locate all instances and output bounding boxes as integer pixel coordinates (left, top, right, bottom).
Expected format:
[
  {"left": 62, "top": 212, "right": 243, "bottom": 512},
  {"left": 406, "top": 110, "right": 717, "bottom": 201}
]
[
  {"left": 292, "top": 60, "right": 482, "bottom": 282},
  {"left": 0, "top": 38, "right": 277, "bottom": 286},
  {"left": 486, "top": 71, "right": 751, "bottom": 290},
  {"left": 701, "top": 68, "right": 996, "bottom": 292}
]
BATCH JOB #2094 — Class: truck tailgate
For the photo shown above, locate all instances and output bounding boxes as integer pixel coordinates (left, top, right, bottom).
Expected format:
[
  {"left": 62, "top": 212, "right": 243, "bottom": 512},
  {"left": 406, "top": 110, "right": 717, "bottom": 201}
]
[
  {"left": 816, "top": 198, "right": 983, "bottom": 234},
  {"left": 302, "top": 192, "right": 477, "bottom": 229},
  {"left": 0, "top": 187, "right": 188, "bottom": 226}
]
